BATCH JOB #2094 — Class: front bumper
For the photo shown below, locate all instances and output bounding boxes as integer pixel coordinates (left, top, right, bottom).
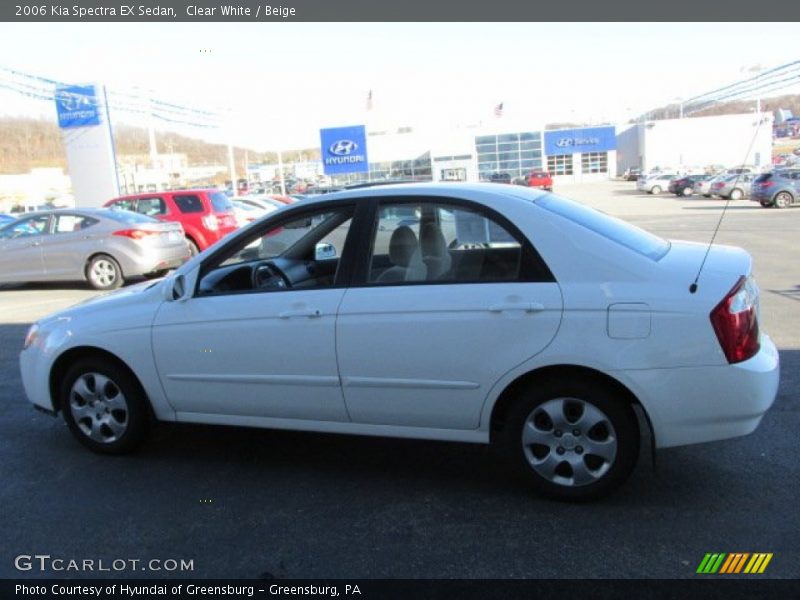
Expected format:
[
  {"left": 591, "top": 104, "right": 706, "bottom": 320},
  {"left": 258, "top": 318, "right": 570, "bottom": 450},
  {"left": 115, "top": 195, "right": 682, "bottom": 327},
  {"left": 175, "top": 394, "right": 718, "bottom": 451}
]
[{"left": 620, "top": 335, "right": 780, "bottom": 448}]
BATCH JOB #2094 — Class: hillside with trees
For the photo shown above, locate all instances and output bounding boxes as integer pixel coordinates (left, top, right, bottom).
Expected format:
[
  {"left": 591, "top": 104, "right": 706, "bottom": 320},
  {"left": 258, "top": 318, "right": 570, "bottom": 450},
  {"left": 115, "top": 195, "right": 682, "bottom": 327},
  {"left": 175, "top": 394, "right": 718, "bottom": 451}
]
[{"left": 0, "top": 117, "right": 320, "bottom": 175}]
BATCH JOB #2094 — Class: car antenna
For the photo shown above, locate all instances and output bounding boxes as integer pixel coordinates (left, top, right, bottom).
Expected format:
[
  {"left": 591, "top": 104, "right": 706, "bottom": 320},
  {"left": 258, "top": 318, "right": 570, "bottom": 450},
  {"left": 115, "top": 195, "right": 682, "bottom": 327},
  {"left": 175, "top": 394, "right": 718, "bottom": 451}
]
[{"left": 688, "top": 115, "right": 768, "bottom": 294}]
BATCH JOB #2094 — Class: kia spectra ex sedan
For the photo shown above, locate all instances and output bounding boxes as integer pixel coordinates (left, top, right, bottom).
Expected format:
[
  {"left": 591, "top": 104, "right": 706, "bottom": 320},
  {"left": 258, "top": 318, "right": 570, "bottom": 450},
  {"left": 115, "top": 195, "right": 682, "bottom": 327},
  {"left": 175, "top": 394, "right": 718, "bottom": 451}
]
[{"left": 20, "top": 183, "right": 779, "bottom": 501}]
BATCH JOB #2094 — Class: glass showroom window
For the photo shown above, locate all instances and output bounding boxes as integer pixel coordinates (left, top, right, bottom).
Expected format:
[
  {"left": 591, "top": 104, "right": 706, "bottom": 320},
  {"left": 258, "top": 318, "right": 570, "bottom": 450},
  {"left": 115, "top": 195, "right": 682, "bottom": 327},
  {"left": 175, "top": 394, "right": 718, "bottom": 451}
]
[
  {"left": 475, "top": 132, "right": 542, "bottom": 179},
  {"left": 581, "top": 152, "right": 608, "bottom": 174},
  {"left": 547, "top": 154, "right": 573, "bottom": 176}
]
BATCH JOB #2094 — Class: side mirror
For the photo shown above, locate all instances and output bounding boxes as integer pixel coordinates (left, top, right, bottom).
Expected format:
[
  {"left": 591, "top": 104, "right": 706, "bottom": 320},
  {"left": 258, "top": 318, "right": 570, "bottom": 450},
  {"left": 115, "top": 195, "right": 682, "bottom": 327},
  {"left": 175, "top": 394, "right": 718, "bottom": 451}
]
[
  {"left": 315, "top": 242, "right": 337, "bottom": 261},
  {"left": 164, "top": 273, "right": 189, "bottom": 302}
]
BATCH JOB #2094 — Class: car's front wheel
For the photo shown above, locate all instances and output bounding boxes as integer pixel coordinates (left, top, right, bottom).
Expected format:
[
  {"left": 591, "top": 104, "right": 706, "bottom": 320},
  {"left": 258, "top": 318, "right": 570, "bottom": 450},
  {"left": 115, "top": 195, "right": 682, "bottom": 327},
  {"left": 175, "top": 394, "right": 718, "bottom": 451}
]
[
  {"left": 60, "top": 358, "right": 150, "bottom": 454},
  {"left": 729, "top": 188, "right": 744, "bottom": 200},
  {"left": 650, "top": 186, "right": 661, "bottom": 194},
  {"left": 503, "top": 380, "right": 640, "bottom": 501}
]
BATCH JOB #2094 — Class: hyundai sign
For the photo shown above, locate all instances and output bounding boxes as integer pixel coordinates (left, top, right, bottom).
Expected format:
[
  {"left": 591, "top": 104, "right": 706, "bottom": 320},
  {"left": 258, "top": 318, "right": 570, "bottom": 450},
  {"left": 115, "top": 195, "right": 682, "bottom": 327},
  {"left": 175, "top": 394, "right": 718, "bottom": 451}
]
[
  {"left": 544, "top": 126, "right": 616, "bottom": 155},
  {"left": 320, "top": 125, "right": 369, "bottom": 175},
  {"left": 55, "top": 84, "right": 101, "bottom": 129}
]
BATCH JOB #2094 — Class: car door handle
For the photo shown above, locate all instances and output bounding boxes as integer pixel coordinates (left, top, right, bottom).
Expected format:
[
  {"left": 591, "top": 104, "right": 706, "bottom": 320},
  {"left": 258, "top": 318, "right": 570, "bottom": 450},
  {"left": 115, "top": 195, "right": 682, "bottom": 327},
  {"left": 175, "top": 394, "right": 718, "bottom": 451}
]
[
  {"left": 488, "top": 302, "right": 544, "bottom": 313},
  {"left": 279, "top": 308, "right": 322, "bottom": 319}
]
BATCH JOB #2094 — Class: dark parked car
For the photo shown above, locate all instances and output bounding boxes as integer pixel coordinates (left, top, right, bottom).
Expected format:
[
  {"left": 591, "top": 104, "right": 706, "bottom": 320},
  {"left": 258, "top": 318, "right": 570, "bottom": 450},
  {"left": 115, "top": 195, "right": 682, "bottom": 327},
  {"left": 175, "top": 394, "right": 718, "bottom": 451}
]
[
  {"left": 489, "top": 172, "right": 512, "bottom": 184},
  {"left": 751, "top": 170, "right": 800, "bottom": 208},
  {"left": 668, "top": 174, "right": 712, "bottom": 197},
  {"left": 623, "top": 168, "right": 641, "bottom": 181}
]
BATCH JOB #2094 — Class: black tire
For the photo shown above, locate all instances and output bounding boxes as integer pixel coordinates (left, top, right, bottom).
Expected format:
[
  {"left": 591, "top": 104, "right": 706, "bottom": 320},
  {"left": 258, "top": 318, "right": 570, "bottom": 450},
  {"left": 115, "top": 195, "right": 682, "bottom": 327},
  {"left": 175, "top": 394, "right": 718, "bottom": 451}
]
[
  {"left": 502, "top": 379, "right": 640, "bottom": 501},
  {"left": 86, "top": 254, "right": 123, "bottom": 290},
  {"left": 144, "top": 269, "right": 170, "bottom": 279},
  {"left": 703, "top": 194, "right": 711, "bottom": 198},
  {"left": 774, "top": 192, "right": 793, "bottom": 209},
  {"left": 186, "top": 238, "right": 200, "bottom": 256},
  {"left": 60, "top": 357, "right": 150, "bottom": 454}
]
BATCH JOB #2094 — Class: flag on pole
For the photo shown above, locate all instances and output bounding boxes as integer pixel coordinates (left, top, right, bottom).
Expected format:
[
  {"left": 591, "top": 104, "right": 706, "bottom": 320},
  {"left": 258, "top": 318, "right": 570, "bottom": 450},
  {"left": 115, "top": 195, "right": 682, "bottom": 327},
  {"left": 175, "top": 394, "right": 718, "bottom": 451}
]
[
  {"left": 366, "top": 89, "right": 373, "bottom": 111},
  {"left": 494, "top": 102, "right": 504, "bottom": 118}
]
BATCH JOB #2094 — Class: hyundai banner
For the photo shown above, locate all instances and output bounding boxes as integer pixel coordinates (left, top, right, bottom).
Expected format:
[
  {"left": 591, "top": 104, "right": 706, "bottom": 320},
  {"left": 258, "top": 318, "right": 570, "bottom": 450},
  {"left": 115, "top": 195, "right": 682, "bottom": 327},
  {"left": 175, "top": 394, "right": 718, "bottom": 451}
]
[
  {"left": 320, "top": 125, "right": 369, "bottom": 175},
  {"left": 55, "top": 84, "right": 101, "bottom": 129},
  {"left": 544, "top": 126, "right": 616, "bottom": 155}
]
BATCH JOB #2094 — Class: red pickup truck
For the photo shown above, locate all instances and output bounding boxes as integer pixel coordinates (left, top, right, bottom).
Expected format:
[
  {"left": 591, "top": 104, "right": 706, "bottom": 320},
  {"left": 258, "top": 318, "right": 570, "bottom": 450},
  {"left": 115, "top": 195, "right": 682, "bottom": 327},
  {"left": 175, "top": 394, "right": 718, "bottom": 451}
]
[{"left": 526, "top": 170, "right": 553, "bottom": 191}]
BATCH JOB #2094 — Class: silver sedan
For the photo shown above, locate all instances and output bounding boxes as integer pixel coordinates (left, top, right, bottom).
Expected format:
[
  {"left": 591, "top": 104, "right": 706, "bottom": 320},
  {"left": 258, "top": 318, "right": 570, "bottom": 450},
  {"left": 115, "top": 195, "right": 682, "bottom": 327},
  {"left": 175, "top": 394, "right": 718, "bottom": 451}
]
[
  {"left": 0, "top": 208, "right": 191, "bottom": 290},
  {"left": 710, "top": 174, "right": 755, "bottom": 200}
]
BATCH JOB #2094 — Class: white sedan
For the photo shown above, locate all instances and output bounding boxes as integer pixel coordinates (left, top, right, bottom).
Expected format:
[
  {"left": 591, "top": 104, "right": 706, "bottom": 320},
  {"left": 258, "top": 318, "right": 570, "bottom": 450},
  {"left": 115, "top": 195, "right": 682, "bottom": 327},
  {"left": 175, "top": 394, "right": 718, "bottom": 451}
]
[{"left": 20, "top": 183, "right": 779, "bottom": 501}]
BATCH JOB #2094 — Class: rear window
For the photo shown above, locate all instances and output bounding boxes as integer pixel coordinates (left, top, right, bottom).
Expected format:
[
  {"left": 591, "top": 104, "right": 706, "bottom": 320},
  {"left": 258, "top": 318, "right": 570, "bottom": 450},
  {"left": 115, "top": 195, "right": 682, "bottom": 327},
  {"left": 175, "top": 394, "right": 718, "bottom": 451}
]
[
  {"left": 536, "top": 194, "right": 670, "bottom": 260},
  {"left": 209, "top": 192, "right": 233, "bottom": 213},
  {"left": 104, "top": 209, "right": 157, "bottom": 224},
  {"left": 754, "top": 173, "right": 773, "bottom": 183},
  {"left": 173, "top": 194, "right": 204, "bottom": 214}
]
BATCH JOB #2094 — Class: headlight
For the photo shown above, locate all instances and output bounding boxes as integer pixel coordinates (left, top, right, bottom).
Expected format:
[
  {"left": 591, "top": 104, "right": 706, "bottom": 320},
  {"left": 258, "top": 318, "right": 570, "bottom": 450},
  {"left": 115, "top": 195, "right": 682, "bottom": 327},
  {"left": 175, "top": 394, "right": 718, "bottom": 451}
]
[{"left": 23, "top": 323, "right": 39, "bottom": 350}]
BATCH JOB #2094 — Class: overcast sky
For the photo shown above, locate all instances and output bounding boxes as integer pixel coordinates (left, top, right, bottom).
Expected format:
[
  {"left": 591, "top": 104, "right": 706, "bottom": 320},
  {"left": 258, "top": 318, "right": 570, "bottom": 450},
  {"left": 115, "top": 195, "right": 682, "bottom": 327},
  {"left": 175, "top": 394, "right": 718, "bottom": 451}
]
[{"left": 1, "top": 23, "right": 798, "bottom": 151}]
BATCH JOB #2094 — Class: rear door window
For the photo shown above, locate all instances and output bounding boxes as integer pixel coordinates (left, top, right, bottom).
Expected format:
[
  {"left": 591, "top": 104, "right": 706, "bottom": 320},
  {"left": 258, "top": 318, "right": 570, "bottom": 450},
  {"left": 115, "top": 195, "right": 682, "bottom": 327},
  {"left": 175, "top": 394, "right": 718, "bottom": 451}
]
[
  {"left": 54, "top": 214, "right": 99, "bottom": 233},
  {"left": 173, "top": 194, "right": 204, "bottom": 214}
]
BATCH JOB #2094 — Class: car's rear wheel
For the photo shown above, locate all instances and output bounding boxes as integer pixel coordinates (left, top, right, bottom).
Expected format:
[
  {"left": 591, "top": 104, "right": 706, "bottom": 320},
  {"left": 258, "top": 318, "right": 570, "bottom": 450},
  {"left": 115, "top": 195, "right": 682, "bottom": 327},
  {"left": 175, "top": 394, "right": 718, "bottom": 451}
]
[
  {"left": 186, "top": 238, "right": 200, "bottom": 256},
  {"left": 60, "top": 358, "right": 149, "bottom": 454},
  {"left": 729, "top": 188, "right": 743, "bottom": 200},
  {"left": 503, "top": 380, "right": 640, "bottom": 501},
  {"left": 774, "top": 192, "right": 793, "bottom": 209},
  {"left": 86, "top": 255, "right": 123, "bottom": 290},
  {"left": 683, "top": 186, "right": 694, "bottom": 196},
  {"left": 651, "top": 186, "right": 661, "bottom": 194}
]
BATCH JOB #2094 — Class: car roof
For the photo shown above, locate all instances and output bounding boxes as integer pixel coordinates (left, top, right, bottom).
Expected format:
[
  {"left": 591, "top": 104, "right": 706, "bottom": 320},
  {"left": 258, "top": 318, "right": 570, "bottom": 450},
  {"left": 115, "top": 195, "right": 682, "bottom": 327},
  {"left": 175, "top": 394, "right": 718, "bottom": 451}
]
[{"left": 289, "top": 181, "right": 549, "bottom": 208}]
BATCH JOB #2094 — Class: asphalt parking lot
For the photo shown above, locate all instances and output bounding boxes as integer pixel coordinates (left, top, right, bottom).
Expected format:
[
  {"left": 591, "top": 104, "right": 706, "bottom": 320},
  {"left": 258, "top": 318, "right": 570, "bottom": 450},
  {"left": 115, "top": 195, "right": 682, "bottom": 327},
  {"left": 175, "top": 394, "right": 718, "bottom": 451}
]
[{"left": 0, "top": 181, "right": 798, "bottom": 579}]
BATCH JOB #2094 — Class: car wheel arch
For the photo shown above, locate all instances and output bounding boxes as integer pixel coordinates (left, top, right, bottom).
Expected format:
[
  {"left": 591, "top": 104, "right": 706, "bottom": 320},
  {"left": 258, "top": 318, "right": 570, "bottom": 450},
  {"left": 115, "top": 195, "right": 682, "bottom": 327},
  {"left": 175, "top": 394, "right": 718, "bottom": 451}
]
[
  {"left": 49, "top": 346, "right": 154, "bottom": 423},
  {"left": 487, "top": 364, "right": 653, "bottom": 446}
]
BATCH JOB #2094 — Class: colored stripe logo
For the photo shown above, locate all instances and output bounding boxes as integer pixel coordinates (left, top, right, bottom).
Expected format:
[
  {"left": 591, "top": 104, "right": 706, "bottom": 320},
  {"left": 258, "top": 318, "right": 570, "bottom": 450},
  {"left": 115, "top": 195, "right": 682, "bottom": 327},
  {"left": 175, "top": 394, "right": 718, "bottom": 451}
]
[{"left": 696, "top": 553, "right": 773, "bottom": 574}]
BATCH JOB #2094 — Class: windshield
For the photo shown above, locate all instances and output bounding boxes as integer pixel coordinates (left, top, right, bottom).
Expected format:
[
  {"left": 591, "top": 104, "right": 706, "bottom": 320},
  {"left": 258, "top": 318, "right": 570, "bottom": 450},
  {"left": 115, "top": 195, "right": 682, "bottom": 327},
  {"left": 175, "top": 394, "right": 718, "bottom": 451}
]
[{"left": 536, "top": 194, "right": 670, "bottom": 260}]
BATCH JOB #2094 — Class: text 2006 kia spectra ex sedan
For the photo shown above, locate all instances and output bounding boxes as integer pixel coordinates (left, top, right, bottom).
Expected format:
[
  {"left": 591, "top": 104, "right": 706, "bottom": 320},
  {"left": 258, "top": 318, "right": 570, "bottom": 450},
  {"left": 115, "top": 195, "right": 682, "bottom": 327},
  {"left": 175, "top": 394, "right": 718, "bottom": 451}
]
[{"left": 20, "top": 183, "right": 779, "bottom": 500}]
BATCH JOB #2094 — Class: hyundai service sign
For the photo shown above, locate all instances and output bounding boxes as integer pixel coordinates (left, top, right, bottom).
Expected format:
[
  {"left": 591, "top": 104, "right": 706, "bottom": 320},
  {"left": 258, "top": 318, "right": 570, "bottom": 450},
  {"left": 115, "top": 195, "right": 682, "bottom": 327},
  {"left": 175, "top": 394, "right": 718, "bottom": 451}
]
[
  {"left": 320, "top": 125, "right": 369, "bottom": 175},
  {"left": 544, "top": 126, "right": 616, "bottom": 155},
  {"left": 55, "top": 84, "right": 101, "bottom": 129}
]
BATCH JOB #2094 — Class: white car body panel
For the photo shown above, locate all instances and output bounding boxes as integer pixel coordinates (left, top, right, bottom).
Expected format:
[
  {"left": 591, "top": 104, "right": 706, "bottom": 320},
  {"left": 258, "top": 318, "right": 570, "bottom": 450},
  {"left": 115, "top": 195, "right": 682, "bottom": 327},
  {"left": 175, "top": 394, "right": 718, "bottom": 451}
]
[
  {"left": 336, "top": 282, "right": 563, "bottom": 429},
  {"left": 151, "top": 287, "right": 350, "bottom": 422},
  {"left": 19, "top": 183, "right": 779, "bottom": 451}
]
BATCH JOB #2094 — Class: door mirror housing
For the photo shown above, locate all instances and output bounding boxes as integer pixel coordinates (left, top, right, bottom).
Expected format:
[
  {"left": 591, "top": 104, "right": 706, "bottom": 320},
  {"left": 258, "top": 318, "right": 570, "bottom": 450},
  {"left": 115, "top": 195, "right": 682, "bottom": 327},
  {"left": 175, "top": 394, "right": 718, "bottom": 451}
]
[
  {"left": 315, "top": 242, "right": 337, "bottom": 261},
  {"left": 164, "top": 273, "right": 189, "bottom": 302}
]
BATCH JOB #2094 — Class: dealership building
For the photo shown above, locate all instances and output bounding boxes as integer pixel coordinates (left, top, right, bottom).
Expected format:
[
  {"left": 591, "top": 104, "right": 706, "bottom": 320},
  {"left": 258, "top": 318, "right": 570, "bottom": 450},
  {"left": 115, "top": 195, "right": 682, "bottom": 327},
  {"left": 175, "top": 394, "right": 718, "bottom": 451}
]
[
  {"left": 314, "top": 123, "right": 618, "bottom": 186},
  {"left": 616, "top": 113, "right": 774, "bottom": 175},
  {"left": 262, "top": 113, "right": 774, "bottom": 188}
]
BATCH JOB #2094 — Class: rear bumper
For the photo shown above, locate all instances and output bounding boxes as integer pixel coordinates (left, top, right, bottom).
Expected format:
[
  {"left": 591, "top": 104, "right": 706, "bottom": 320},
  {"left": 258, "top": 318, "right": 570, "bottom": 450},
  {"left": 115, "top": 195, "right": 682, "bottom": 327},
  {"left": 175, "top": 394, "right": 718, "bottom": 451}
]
[
  {"left": 620, "top": 335, "right": 780, "bottom": 448},
  {"left": 116, "top": 245, "right": 191, "bottom": 277}
]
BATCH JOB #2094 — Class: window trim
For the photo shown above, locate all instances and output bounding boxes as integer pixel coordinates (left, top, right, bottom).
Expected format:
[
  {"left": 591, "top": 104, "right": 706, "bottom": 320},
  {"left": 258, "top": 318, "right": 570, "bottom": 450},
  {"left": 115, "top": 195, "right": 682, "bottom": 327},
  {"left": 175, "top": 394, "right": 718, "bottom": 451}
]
[
  {"left": 192, "top": 200, "right": 364, "bottom": 299},
  {"left": 350, "top": 195, "right": 555, "bottom": 288}
]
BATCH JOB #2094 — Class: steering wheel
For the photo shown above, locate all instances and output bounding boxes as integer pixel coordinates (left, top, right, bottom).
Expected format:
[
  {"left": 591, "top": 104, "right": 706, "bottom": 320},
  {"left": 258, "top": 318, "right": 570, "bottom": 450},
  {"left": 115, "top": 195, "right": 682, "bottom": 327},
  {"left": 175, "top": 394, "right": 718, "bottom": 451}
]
[{"left": 252, "top": 262, "right": 291, "bottom": 290}]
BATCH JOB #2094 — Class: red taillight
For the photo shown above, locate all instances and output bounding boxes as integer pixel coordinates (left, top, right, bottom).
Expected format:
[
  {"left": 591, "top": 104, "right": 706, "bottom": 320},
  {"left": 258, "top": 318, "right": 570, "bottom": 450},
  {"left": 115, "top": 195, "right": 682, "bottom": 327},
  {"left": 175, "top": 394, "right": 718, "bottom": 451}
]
[
  {"left": 760, "top": 181, "right": 775, "bottom": 188},
  {"left": 113, "top": 229, "right": 159, "bottom": 240},
  {"left": 710, "top": 276, "right": 760, "bottom": 364}
]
